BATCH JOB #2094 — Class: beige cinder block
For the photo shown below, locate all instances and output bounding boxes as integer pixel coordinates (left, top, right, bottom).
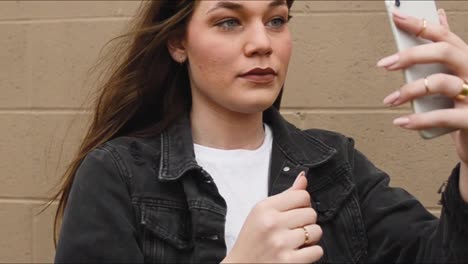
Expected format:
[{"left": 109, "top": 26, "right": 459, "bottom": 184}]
[
  {"left": 291, "top": 1, "right": 384, "bottom": 13},
  {"left": 0, "top": 24, "right": 30, "bottom": 108},
  {"left": 284, "top": 13, "right": 406, "bottom": 108},
  {"left": 0, "top": 1, "right": 139, "bottom": 20},
  {"left": 0, "top": 20, "right": 130, "bottom": 109},
  {"left": 285, "top": 7, "right": 468, "bottom": 110},
  {"left": 291, "top": 1, "right": 468, "bottom": 13},
  {"left": 0, "top": 112, "right": 90, "bottom": 198},
  {"left": 0, "top": 202, "right": 33, "bottom": 262},
  {"left": 32, "top": 203, "right": 57, "bottom": 263}
]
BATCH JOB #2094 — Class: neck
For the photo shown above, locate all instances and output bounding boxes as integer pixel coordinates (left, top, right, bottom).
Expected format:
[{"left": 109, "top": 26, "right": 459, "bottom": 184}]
[{"left": 190, "top": 102, "right": 265, "bottom": 150}]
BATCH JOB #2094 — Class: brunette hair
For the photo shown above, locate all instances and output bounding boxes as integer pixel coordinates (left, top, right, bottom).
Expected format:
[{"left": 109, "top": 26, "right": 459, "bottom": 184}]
[{"left": 52, "top": 0, "right": 294, "bottom": 245}]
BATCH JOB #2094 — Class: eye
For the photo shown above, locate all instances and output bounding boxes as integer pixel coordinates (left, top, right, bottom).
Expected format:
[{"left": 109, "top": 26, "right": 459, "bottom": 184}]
[
  {"left": 216, "top": 18, "right": 241, "bottom": 30},
  {"left": 266, "top": 17, "right": 288, "bottom": 29}
]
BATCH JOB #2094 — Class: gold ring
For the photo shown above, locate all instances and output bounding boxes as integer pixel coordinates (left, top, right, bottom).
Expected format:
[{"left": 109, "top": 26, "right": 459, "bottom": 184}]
[
  {"left": 455, "top": 82, "right": 468, "bottom": 101},
  {"left": 424, "top": 77, "right": 430, "bottom": 94},
  {"left": 416, "top": 19, "right": 427, "bottom": 37},
  {"left": 302, "top": 226, "right": 310, "bottom": 244}
]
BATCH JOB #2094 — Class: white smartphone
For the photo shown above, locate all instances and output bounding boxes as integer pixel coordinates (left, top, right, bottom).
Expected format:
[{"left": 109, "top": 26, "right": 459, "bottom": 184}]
[{"left": 384, "top": 0, "right": 455, "bottom": 139}]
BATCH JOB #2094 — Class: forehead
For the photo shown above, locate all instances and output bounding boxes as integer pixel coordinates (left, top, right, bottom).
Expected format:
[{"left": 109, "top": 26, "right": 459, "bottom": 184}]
[{"left": 195, "top": 0, "right": 288, "bottom": 14}]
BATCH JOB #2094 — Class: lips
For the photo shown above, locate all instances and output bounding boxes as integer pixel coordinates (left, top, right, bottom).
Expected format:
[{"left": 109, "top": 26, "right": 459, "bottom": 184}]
[{"left": 239, "top": 67, "right": 277, "bottom": 84}]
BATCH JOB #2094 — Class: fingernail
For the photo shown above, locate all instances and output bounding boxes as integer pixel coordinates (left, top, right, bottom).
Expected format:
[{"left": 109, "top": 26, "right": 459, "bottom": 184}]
[
  {"left": 393, "top": 117, "right": 410, "bottom": 126},
  {"left": 438, "top": 8, "right": 446, "bottom": 17},
  {"left": 294, "top": 171, "right": 305, "bottom": 184},
  {"left": 377, "top": 54, "right": 399, "bottom": 68},
  {"left": 392, "top": 9, "right": 407, "bottom": 20},
  {"left": 383, "top": 90, "right": 401, "bottom": 106}
]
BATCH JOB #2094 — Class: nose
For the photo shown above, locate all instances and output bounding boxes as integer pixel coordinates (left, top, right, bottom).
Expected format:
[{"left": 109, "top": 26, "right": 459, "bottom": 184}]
[{"left": 243, "top": 21, "right": 273, "bottom": 57}]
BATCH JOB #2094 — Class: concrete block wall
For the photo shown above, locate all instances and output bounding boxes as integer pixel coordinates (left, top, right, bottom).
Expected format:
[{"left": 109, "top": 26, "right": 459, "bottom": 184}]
[{"left": 0, "top": 1, "right": 465, "bottom": 262}]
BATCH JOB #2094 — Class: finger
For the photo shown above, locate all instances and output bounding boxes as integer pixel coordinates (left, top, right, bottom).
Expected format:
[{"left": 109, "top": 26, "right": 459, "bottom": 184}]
[
  {"left": 383, "top": 74, "right": 464, "bottom": 106},
  {"left": 291, "top": 245, "right": 324, "bottom": 263},
  {"left": 287, "top": 171, "right": 308, "bottom": 191},
  {"left": 438, "top": 9, "right": 451, "bottom": 31},
  {"left": 392, "top": 9, "right": 466, "bottom": 49},
  {"left": 379, "top": 42, "right": 468, "bottom": 77},
  {"left": 289, "top": 224, "right": 322, "bottom": 248},
  {"left": 281, "top": 207, "right": 317, "bottom": 229},
  {"left": 267, "top": 189, "right": 311, "bottom": 212},
  {"left": 393, "top": 108, "right": 468, "bottom": 130}
]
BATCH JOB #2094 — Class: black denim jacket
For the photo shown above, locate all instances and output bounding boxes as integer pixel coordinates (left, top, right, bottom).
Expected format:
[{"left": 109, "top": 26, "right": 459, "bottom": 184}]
[{"left": 55, "top": 107, "right": 468, "bottom": 263}]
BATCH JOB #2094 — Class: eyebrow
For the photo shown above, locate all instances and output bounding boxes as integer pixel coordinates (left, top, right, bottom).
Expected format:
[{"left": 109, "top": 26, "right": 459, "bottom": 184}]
[{"left": 206, "top": 0, "right": 287, "bottom": 15}]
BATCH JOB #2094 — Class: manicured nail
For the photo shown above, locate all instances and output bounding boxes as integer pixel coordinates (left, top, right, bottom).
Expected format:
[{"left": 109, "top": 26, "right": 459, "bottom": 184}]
[
  {"left": 438, "top": 8, "right": 446, "bottom": 18},
  {"left": 377, "top": 54, "right": 399, "bottom": 68},
  {"left": 392, "top": 9, "right": 407, "bottom": 20},
  {"left": 294, "top": 171, "right": 305, "bottom": 184},
  {"left": 393, "top": 117, "right": 410, "bottom": 127},
  {"left": 383, "top": 90, "right": 401, "bottom": 106}
]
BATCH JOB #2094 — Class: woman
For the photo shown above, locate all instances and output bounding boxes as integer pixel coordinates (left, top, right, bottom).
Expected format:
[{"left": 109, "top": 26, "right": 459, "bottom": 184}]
[{"left": 54, "top": 0, "right": 468, "bottom": 263}]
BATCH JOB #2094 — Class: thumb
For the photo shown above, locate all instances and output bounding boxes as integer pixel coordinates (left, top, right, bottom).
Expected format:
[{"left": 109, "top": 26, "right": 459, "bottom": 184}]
[{"left": 289, "top": 171, "right": 308, "bottom": 191}]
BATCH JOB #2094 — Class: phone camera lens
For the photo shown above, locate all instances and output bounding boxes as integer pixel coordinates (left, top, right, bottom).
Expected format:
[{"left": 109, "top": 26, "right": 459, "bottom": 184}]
[{"left": 395, "top": 0, "right": 400, "bottom": 7}]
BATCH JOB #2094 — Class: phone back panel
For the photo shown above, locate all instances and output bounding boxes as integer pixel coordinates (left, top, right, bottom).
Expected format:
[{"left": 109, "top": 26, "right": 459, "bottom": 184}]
[{"left": 384, "top": 0, "right": 454, "bottom": 139}]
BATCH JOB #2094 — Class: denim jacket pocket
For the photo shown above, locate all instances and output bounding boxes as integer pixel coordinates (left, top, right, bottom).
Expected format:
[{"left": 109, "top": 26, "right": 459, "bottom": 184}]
[
  {"left": 137, "top": 200, "right": 194, "bottom": 263},
  {"left": 312, "top": 165, "right": 356, "bottom": 223},
  {"left": 311, "top": 165, "right": 368, "bottom": 263}
]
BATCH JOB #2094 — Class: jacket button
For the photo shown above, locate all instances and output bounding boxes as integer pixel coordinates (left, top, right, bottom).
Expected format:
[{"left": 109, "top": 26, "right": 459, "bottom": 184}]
[
  {"left": 283, "top": 166, "right": 290, "bottom": 172},
  {"left": 201, "top": 234, "right": 219, "bottom": 241},
  {"left": 315, "top": 201, "right": 323, "bottom": 211}
]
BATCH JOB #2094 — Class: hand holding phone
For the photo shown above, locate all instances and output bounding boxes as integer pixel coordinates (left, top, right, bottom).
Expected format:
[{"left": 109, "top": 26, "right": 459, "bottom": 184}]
[{"left": 384, "top": 0, "right": 455, "bottom": 139}]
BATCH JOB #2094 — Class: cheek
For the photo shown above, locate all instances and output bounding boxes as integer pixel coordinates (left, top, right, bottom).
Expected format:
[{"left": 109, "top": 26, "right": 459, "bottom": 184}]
[
  {"left": 185, "top": 22, "right": 238, "bottom": 79},
  {"left": 278, "top": 35, "right": 293, "bottom": 65},
  {"left": 189, "top": 42, "right": 236, "bottom": 84}
]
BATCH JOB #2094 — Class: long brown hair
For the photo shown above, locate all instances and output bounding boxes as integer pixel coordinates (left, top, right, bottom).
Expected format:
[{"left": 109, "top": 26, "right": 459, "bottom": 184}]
[{"left": 52, "top": 0, "right": 294, "bottom": 245}]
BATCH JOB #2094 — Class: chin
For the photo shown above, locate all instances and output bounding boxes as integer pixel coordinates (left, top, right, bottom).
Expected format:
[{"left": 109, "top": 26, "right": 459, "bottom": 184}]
[{"left": 228, "top": 97, "right": 277, "bottom": 114}]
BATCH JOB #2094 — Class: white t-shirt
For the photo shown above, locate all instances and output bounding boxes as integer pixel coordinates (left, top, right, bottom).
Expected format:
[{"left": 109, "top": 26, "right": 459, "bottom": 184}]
[{"left": 194, "top": 124, "right": 273, "bottom": 254}]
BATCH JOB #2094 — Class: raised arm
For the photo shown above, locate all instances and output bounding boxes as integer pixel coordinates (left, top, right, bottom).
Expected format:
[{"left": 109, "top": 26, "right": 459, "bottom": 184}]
[{"left": 352, "top": 148, "right": 468, "bottom": 262}]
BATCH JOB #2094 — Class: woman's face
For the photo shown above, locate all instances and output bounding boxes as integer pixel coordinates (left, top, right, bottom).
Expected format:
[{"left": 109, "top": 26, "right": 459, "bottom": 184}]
[{"left": 183, "top": 0, "right": 292, "bottom": 114}]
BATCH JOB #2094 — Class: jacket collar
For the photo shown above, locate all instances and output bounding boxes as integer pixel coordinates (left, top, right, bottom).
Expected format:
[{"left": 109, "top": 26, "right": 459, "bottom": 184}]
[
  {"left": 263, "top": 108, "right": 337, "bottom": 167},
  {"left": 158, "top": 107, "right": 337, "bottom": 182}
]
